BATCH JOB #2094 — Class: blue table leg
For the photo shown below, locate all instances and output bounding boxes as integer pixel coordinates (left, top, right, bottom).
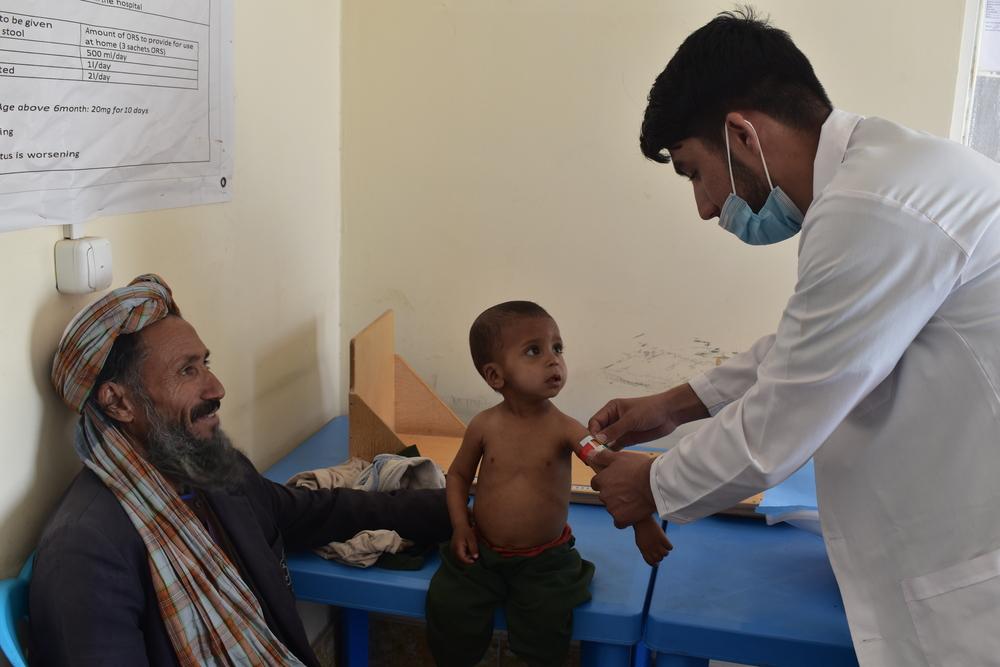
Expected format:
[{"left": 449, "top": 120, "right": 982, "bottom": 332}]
[
  {"left": 581, "top": 640, "right": 632, "bottom": 667},
  {"left": 340, "top": 608, "right": 369, "bottom": 667},
  {"left": 654, "top": 653, "right": 709, "bottom": 667},
  {"left": 632, "top": 640, "right": 653, "bottom": 667}
]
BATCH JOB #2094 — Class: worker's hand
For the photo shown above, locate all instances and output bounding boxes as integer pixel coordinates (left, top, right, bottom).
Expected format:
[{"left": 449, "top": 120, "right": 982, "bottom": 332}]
[
  {"left": 632, "top": 516, "right": 673, "bottom": 566},
  {"left": 588, "top": 391, "right": 679, "bottom": 450},
  {"left": 451, "top": 524, "right": 479, "bottom": 565},
  {"left": 590, "top": 449, "right": 659, "bottom": 528}
]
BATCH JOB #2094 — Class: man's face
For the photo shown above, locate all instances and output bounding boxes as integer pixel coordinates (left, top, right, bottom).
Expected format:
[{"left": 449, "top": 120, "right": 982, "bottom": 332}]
[
  {"left": 131, "top": 315, "right": 225, "bottom": 442},
  {"left": 668, "top": 137, "right": 770, "bottom": 221},
  {"left": 126, "top": 316, "right": 243, "bottom": 490}
]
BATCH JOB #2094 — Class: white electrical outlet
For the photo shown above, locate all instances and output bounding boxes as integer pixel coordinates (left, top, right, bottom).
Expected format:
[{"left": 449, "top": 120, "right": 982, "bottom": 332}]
[{"left": 54, "top": 237, "right": 113, "bottom": 294}]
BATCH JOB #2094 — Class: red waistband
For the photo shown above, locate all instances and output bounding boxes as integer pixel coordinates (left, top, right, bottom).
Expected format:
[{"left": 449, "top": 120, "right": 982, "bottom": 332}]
[{"left": 485, "top": 524, "right": 572, "bottom": 558}]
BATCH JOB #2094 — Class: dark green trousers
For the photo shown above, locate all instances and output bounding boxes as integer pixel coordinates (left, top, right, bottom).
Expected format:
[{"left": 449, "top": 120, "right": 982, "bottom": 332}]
[{"left": 425, "top": 537, "right": 595, "bottom": 667}]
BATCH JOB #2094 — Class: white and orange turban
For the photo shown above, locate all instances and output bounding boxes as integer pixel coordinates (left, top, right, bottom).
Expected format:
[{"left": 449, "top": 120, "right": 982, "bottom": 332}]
[{"left": 51, "top": 273, "right": 179, "bottom": 413}]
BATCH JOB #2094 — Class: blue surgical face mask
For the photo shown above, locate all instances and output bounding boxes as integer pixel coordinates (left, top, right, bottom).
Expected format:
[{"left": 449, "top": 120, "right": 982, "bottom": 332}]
[{"left": 719, "top": 121, "right": 804, "bottom": 245}]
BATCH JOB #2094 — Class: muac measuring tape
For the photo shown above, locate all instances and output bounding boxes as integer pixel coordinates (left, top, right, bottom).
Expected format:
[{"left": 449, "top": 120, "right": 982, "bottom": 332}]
[{"left": 576, "top": 434, "right": 607, "bottom": 464}]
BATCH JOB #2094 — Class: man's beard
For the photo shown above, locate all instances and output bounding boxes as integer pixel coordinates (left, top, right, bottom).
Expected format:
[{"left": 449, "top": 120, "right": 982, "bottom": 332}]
[
  {"left": 139, "top": 397, "right": 245, "bottom": 492},
  {"left": 730, "top": 152, "right": 772, "bottom": 212}
]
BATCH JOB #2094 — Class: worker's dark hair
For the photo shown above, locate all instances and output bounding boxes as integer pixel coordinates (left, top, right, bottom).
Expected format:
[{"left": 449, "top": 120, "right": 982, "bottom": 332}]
[
  {"left": 469, "top": 301, "right": 552, "bottom": 377},
  {"left": 640, "top": 6, "right": 832, "bottom": 163}
]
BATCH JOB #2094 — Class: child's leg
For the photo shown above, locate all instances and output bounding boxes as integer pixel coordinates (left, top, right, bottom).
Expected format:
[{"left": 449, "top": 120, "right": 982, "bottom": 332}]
[
  {"left": 503, "top": 541, "right": 595, "bottom": 667},
  {"left": 426, "top": 543, "right": 506, "bottom": 667}
]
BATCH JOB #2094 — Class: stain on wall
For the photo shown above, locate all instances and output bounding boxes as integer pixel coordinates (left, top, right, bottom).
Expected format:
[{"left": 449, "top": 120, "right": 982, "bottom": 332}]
[{"left": 602, "top": 335, "right": 736, "bottom": 390}]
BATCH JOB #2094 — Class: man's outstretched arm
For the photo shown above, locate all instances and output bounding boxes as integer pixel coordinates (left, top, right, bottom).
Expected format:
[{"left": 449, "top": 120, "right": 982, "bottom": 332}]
[{"left": 252, "top": 460, "right": 451, "bottom": 551}]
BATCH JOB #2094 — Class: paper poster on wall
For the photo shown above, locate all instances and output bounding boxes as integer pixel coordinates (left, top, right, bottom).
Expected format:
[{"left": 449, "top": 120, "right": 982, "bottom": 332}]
[
  {"left": 0, "top": 0, "right": 232, "bottom": 233},
  {"left": 982, "top": 0, "right": 1000, "bottom": 72}
]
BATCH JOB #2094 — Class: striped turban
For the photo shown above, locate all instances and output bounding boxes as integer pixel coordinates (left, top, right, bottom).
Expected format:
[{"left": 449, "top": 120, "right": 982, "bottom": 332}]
[
  {"left": 51, "top": 273, "right": 179, "bottom": 413},
  {"left": 50, "top": 274, "right": 304, "bottom": 667}
]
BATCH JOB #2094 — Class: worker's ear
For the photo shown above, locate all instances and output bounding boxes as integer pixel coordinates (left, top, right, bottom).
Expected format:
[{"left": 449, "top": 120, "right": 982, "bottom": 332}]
[
  {"left": 94, "top": 381, "right": 138, "bottom": 424},
  {"left": 724, "top": 111, "right": 760, "bottom": 158},
  {"left": 482, "top": 363, "right": 504, "bottom": 391}
]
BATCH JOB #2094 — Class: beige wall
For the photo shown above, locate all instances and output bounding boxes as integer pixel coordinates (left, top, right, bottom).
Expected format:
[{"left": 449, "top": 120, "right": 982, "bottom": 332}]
[
  {"left": 341, "top": 0, "right": 967, "bottom": 427},
  {"left": 0, "top": 0, "right": 342, "bottom": 581}
]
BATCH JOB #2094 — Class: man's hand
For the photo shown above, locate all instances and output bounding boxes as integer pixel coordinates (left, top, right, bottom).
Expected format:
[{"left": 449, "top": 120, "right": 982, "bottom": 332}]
[
  {"left": 450, "top": 524, "right": 479, "bottom": 565},
  {"left": 632, "top": 515, "right": 673, "bottom": 565},
  {"left": 588, "top": 391, "right": 679, "bottom": 449},
  {"left": 588, "top": 384, "right": 709, "bottom": 449},
  {"left": 590, "top": 449, "right": 659, "bottom": 528}
]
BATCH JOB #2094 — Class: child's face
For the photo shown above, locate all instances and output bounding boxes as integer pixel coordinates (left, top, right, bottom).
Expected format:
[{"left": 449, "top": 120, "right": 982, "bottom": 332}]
[{"left": 491, "top": 316, "right": 567, "bottom": 399}]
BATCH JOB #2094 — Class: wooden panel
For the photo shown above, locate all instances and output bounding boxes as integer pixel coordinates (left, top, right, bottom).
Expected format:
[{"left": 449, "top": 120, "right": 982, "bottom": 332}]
[
  {"left": 350, "top": 310, "right": 395, "bottom": 431},
  {"left": 349, "top": 394, "right": 404, "bottom": 461},
  {"left": 394, "top": 356, "right": 466, "bottom": 437}
]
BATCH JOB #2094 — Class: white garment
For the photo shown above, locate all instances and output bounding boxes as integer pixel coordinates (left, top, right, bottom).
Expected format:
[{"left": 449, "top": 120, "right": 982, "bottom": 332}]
[{"left": 650, "top": 109, "right": 1000, "bottom": 667}]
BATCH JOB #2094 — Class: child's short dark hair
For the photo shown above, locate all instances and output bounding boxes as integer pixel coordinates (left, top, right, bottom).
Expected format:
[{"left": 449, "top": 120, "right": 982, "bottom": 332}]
[{"left": 469, "top": 301, "right": 552, "bottom": 376}]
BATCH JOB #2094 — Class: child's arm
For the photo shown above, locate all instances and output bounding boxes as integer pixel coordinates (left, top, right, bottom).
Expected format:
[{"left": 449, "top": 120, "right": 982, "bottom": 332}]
[
  {"left": 446, "top": 414, "right": 486, "bottom": 565},
  {"left": 567, "top": 419, "right": 673, "bottom": 565}
]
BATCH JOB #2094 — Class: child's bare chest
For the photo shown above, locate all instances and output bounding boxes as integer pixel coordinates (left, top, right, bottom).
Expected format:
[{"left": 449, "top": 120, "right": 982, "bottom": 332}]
[{"left": 480, "top": 422, "right": 569, "bottom": 474}]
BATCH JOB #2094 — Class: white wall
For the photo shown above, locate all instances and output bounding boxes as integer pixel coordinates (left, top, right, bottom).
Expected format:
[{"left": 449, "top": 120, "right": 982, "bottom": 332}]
[
  {"left": 340, "top": 0, "right": 967, "bottom": 427},
  {"left": 0, "top": 0, "right": 342, "bottom": 584}
]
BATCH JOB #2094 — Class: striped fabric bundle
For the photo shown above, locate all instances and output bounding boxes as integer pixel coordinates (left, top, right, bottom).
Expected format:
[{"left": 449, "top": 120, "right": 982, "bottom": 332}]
[{"left": 51, "top": 274, "right": 303, "bottom": 667}]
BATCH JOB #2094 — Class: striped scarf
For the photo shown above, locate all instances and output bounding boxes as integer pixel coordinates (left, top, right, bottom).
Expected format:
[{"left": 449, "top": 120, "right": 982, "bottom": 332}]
[{"left": 52, "top": 274, "right": 303, "bottom": 667}]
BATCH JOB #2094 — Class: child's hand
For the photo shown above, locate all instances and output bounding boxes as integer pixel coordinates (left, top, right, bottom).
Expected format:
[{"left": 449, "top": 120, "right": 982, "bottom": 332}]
[
  {"left": 451, "top": 524, "right": 480, "bottom": 565},
  {"left": 633, "top": 516, "right": 672, "bottom": 565}
]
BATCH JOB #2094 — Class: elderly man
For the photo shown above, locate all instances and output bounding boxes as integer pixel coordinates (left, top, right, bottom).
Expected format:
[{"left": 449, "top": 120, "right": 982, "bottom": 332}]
[{"left": 31, "top": 274, "right": 450, "bottom": 666}]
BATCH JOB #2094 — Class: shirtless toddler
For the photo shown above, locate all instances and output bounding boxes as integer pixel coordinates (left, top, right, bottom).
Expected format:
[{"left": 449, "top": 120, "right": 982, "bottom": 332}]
[{"left": 425, "top": 301, "right": 671, "bottom": 667}]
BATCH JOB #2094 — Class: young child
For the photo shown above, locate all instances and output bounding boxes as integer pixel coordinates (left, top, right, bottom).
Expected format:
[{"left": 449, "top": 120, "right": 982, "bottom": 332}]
[{"left": 425, "top": 301, "right": 671, "bottom": 667}]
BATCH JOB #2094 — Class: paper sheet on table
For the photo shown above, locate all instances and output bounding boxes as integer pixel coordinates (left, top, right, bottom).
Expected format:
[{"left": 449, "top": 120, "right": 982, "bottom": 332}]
[{"left": 759, "top": 460, "right": 821, "bottom": 535}]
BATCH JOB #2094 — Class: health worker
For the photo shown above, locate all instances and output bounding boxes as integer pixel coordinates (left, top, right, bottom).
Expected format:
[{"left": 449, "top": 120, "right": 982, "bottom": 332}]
[{"left": 589, "top": 9, "right": 1000, "bottom": 667}]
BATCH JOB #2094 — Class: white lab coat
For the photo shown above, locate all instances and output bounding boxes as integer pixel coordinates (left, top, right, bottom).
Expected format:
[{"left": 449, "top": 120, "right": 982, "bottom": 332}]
[{"left": 650, "top": 109, "right": 1000, "bottom": 667}]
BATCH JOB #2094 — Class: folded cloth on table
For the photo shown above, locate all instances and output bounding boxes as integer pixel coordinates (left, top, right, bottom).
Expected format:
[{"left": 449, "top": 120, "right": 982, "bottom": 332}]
[
  {"left": 354, "top": 453, "right": 445, "bottom": 492},
  {"left": 288, "top": 454, "right": 445, "bottom": 567},
  {"left": 286, "top": 456, "right": 368, "bottom": 491},
  {"left": 313, "top": 530, "right": 415, "bottom": 568}
]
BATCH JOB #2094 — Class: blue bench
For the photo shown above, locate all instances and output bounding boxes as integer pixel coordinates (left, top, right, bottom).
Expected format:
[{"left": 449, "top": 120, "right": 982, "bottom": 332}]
[
  {"left": 264, "top": 416, "right": 655, "bottom": 667},
  {"left": 642, "top": 516, "right": 858, "bottom": 666}
]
